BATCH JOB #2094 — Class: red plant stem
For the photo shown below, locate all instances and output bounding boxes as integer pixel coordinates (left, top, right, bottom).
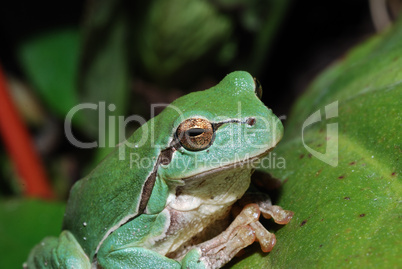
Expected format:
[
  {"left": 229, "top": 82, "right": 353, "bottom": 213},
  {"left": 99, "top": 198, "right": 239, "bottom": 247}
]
[{"left": 0, "top": 64, "right": 54, "bottom": 199}]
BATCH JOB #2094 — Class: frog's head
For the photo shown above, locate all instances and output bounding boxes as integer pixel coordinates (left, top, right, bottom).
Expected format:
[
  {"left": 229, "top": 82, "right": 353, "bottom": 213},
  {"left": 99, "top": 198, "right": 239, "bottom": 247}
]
[{"left": 154, "top": 71, "right": 283, "bottom": 181}]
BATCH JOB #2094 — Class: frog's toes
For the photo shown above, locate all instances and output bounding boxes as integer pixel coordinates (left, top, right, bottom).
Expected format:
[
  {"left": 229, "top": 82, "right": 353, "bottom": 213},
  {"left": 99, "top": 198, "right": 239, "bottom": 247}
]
[
  {"left": 232, "top": 202, "right": 292, "bottom": 252},
  {"left": 233, "top": 204, "right": 276, "bottom": 253},
  {"left": 250, "top": 221, "right": 276, "bottom": 252},
  {"left": 260, "top": 205, "right": 294, "bottom": 224}
]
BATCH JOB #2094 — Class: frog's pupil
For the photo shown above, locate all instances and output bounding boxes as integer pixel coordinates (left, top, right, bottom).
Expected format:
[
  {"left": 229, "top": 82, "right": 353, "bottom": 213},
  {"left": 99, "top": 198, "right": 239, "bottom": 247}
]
[{"left": 186, "top": 128, "right": 204, "bottom": 137}]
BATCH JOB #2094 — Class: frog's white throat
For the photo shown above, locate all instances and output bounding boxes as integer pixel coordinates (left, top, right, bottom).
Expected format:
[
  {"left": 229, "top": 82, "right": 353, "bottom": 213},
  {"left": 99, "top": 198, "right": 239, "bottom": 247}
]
[
  {"left": 179, "top": 145, "right": 274, "bottom": 184},
  {"left": 167, "top": 145, "right": 275, "bottom": 213}
]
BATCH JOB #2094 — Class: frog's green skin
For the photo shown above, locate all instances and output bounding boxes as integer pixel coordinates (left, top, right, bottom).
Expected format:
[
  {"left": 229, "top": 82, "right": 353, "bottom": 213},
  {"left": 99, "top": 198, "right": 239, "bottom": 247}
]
[{"left": 25, "top": 71, "right": 284, "bottom": 269}]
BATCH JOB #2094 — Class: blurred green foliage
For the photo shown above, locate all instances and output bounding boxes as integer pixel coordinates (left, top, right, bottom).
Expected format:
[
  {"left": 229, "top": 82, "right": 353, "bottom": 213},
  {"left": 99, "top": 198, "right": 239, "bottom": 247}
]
[
  {"left": 0, "top": 200, "right": 65, "bottom": 268},
  {"left": 135, "top": 0, "right": 234, "bottom": 84},
  {"left": 18, "top": 29, "right": 80, "bottom": 118}
]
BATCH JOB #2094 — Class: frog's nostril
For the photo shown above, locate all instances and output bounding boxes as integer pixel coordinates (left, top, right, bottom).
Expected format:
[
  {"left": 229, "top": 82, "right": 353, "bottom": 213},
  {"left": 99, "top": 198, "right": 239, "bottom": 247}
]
[{"left": 246, "top": 117, "right": 256, "bottom": 126}]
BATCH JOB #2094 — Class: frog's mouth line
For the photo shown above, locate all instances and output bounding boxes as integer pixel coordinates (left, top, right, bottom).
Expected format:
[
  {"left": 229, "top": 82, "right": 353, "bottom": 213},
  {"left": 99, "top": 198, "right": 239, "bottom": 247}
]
[{"left": 180, "top": 145, "right": 276, "bottom": 182}]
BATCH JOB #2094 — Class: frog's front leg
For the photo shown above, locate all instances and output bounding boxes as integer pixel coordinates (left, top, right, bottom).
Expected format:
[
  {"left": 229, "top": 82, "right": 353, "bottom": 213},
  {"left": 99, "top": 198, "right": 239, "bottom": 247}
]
[
  {"left": 96, "top": 212, "right": 184, "bottom": 269},
  {"left": 97, "top": 246, "right": 182, "bottom": 269},
  {"left": 96, "top": 209, "right": 240, "bottom": 269},
  {"left": 180, "top": 204, "right": 265, "bottom": 269},
  {"left": 182, "top": 201, "right": 293, "bottom": 269},
  {"left": 24, "top": 231, "right": 90, "bottom": 269}
]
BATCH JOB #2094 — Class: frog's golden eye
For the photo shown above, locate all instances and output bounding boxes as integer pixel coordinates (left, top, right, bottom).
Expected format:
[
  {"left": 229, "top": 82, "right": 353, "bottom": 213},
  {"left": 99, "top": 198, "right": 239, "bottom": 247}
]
[
  {"left": 254, "top": 78, "right": 263, "bottom": 99},
  {"left": 176, "top": 118, "right": 214, "bottom": 151}
]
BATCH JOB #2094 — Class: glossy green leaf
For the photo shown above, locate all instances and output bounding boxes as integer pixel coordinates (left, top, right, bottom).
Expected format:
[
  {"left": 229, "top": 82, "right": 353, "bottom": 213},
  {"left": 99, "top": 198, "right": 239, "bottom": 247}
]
[
  {"left": 232, "top": 18, "right": 402, "bottom": 268},
  {"left": 18, "top": 29, "right": 80, "bottom": 117},
  {"left": 0, "top": 199, "right": 65, "bottom": 268}
]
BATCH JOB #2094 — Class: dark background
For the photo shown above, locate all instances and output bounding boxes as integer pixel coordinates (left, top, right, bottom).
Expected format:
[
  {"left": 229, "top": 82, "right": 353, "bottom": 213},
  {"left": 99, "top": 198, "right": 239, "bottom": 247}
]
[{"left": 0, "top": 0, "right": 374, "bottom": 115}]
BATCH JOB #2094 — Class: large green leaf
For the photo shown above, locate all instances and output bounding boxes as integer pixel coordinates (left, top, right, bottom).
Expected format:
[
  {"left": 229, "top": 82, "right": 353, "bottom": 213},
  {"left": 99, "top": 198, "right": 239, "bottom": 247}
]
[
  {"left": 231, "top": 17, "right": 402, "bottom": 268},
  {"left": 0, "top": 199, "right": 65, "bottom": 268}
]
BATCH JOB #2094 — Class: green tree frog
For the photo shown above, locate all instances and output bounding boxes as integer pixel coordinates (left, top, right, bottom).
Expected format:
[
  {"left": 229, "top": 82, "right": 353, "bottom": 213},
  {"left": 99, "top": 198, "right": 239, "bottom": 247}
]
[{"left": 25, "top": 71, "right": 293, "bottom": 269}]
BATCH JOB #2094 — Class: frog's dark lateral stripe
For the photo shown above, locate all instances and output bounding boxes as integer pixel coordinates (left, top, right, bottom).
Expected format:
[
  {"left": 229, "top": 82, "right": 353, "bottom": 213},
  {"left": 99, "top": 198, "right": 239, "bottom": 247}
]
[
  {"left": 91, "top": 143, "right": 177, "bottom": 262},
  {"left": 138, "top": 143, "right": 176, "bottom": 214}
]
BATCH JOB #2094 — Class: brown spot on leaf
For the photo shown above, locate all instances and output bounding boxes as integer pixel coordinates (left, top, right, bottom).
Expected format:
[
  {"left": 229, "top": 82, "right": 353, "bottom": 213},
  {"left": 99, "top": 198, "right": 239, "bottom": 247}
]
[
  {"left": 349, "top": 161, "right": 356, "bottom": 165},
  {"left": 300, "top": 220, "right": 307, "bottom": 227},
  {"left": 317, "top": 144, "right": 322, "bottom": 147},
  {"left": 315, "top": 169, "right": 322, "bottom": 177},
  {"left": 320, "top": 218, "right": 324, "bottom": 221},
  {"left": 391, "top": 172, "right": 396, "bottom": 176},
  {"left": 344, "top": 197, "right": 350, "bottom": 200},
  {"left": 308, "top": 153, "right": 312, "bottom": 158},
  {"left": 319, "top": 244, "right": 323, "bottom": 248},
  {"left": 299, "top": 154, "right": 305, "bottom": 159},
  {"left": 359, "top": 213, "right": 366, "bottom": 217},
  {"left": 338, "top": 175, "right": 345, "bottom": 179}
]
